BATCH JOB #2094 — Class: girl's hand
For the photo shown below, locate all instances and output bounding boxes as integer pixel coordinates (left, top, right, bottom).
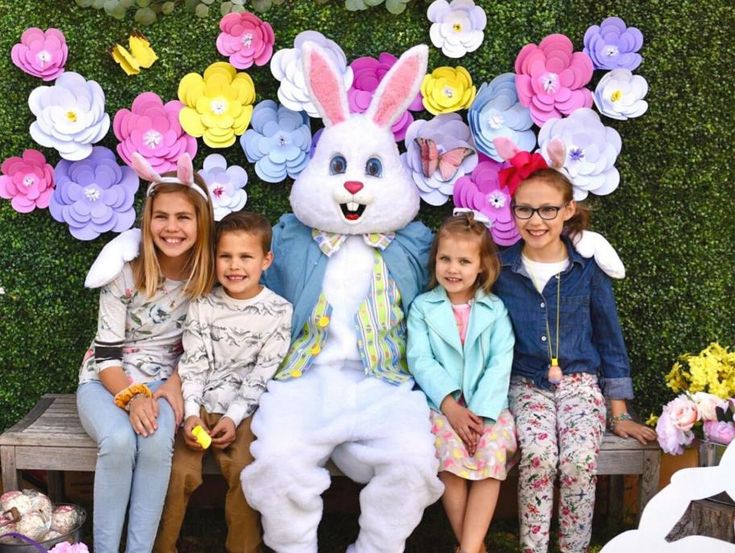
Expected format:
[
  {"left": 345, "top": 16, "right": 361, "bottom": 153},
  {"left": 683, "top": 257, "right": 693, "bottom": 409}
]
[
  {"left": 441, "top": 396, "right": 483, "bottom": 456},
  {"left": 128, "top": 395, "right": 159, "bottom": 437},
  {"left": 210, "top": 417, "right": 237, "bottom": 450},
  {"left": 183, "top": 415, "right": 207, "bottom": 450},
  {"left": 154, "top": 373, "right": 184, "bottom": 426},
  {"left": 613, "top": 419, "right": 658, "bottom": 444}
]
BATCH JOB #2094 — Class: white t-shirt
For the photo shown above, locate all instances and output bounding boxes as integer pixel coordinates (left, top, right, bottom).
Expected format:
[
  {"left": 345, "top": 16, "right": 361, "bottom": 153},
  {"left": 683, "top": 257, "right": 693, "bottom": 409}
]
[{"left": 521, "top": 254, "right": 570, "bottom": 293}]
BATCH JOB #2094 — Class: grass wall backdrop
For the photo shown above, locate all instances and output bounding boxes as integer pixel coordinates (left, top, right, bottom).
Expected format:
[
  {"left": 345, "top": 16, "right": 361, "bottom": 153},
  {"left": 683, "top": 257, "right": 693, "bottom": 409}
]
[{"left": 0, "top": 0, "right": 733, "bottom": 432}]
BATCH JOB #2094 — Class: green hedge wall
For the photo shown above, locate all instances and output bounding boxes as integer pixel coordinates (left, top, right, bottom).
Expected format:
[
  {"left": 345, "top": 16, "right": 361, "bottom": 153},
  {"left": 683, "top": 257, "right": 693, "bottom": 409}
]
[{"left": 1, "top": 0, "right": 733, "bottom": 431}]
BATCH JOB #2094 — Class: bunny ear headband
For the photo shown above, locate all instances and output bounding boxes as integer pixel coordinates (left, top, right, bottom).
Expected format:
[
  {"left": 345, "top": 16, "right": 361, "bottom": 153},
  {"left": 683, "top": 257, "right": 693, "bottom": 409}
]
[
  {"left": 131, "top": 152, "right": 209, "bottom": 202},
  {"left": 493, "top": 137, "right": 567, "bottom": 197}
]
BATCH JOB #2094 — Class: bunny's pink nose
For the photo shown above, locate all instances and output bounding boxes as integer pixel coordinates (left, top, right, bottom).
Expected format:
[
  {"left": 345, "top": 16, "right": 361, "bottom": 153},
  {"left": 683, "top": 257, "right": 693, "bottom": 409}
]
[{"left": 343, "top": 181, "right": 364, "bottom": 195}]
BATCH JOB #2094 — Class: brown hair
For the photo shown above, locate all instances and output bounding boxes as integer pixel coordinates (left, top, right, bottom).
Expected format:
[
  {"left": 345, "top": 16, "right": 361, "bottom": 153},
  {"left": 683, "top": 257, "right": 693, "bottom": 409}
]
[
  {"left": 132, "top": 174, "right": 215, "bottom": 299},
  {"left": 517, "top": 168, "right": 590, "bottom": 238},
  {"left": 428, "top": 212, "right": 501, "bottom": 295},
  {"left": 215, "top": 211, "right": 273, "bottom": 254}
]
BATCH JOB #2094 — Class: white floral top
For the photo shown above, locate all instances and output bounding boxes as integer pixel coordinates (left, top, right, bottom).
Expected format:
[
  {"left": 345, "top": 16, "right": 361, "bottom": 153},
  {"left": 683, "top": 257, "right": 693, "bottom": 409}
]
[
  {"left": 78, "top": 263, "right": 189, "bottom": 385},
  {"left": 180, "top": 286, "right": 292, "bottom": 426}
]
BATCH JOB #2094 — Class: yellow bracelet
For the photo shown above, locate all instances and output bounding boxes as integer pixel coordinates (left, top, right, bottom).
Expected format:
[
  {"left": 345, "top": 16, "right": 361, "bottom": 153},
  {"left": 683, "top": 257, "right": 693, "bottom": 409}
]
[{"left": 114, "top": 383, "right": 152, "bottom": 409}]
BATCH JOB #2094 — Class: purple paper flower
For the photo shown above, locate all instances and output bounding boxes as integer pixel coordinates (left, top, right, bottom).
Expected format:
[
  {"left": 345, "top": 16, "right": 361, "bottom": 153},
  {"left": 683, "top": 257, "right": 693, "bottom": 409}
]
[
  {"left": 401, "top": 114, "right": 478, "bottom": 206},
  {"left": 584, "top": 17, "right": 644, "bottom": 71},
  {"left": 113, "top": 92, "right": 197, "bottom": 174},
  {"left": 216, "top": 11, "right": 275, "bottom": 69},
  {"left": 427, "top": 0, "right": 487, "bottom": 59},
  {"left": 348, "top": 53, "right": 423, "bottom": 141},
  {"left": 11, "top": 28, "right": 68, "bottom": 81},
  {"left": 50, "top": 147, "right": 139, "bottom": 240},
  {"left": 0, "top": 149, "right": 55, "bottom": 213},
  {"left": 514, "top": 34, "right": 594, "bottom": 127},
  {"left": 468, "top": 73, "right": 535, "bottom": 161},
  {"left": 198, "top": 154, "right": 248, "bottom": 221},
  {"left": 241, "top": 99, "right": 312, "bottom": 183},
  {"left": 28, "top": 72, "right": 110, "bottom": 161},
  {"left": 453, "top": 154, "right": 519, "bottom": 246},
  {"left": 538, "top": 108, "right": 621, "bottom": 200}
]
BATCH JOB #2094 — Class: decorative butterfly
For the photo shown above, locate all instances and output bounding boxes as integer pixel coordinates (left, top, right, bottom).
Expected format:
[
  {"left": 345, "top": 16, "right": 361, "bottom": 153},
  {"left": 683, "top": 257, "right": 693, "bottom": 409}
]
[
  {"left": 110, "top": 32, "right": 158, "bottom": 76},
  {"left": 415, "top": 137, "right": 474, "bottom": 182}
]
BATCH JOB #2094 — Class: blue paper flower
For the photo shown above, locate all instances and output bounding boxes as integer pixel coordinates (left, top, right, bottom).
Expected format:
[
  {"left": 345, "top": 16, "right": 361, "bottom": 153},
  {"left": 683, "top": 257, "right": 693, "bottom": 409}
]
[
  {"left": 583, "top": 17, "right": 644, "bottom": 71},
  {"left": 467, "top": 73, "right": 535, "bottom": 162},
  {"left": 240, "top": 99, "right": 311, "bottom": 183}
]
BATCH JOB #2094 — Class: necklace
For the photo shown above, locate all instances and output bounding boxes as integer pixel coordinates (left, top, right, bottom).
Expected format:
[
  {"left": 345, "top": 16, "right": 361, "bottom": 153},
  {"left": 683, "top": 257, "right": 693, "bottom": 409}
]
[{"left": 524, "top": 260, "right": 563, "bottom": 385}]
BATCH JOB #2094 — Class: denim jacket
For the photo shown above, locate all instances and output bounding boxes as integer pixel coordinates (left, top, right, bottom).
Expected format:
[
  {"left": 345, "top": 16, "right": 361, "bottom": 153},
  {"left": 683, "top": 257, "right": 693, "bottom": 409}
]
[{"left": 493, "top": 238, "right": 634, "bottom": 399}]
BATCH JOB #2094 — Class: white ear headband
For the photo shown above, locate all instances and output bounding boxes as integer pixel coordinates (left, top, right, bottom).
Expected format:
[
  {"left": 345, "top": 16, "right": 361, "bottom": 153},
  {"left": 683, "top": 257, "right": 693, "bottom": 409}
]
[
  {"left": 130, "top": 152, "right": 209, "bottom": 202},
  {"left": 452, "top": 207, "right": 493, "bottom": 230}
]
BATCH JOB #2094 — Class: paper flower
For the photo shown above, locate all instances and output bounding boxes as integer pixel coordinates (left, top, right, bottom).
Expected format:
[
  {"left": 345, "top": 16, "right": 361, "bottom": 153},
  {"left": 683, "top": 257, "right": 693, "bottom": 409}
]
[
  {"left": 427, "top": 0, "right": 486, "bottom": 59},
  {"left": 50, "top": 146, "right": 139, "bottom": 240},
  {"left": 467, "top": 73, "right": 535, "bottom": 161},
  {"left": 113, "top": 92, "right": 197, "bottom": 174},
  {"left": 198, "top": 154, "right": 247, "bottom": 221},
  {"left": 216, "top": 11, "right": 275, "bottom": 69},
  {"left": 0, "top": 149, "right": 55, "bottom": 213},
  {"left": 28, "top": 71, "right": 110, "bottom": 161},
  {"left": 11, "top": 28, "right": 68, "bottom": 81},
  {"left": 514, "top": 34, "right": 594, "bottom": 127},
  {"left": 348, "top": 52, "right": 424, "bottom": 141},
  {"left": 584, "top": 17, "right": 644, "bottom": 71},
  {"left": 401, "top": 114, "right": 477, "bottom": 206},
  {"left": 538, "top": 108, "right": 621, "bottom": 200},
  {"left": 178, "top": 62, "right": 255, "bottom": 148},
  {"left": 345, "top": 0, "right": 412, "bottom": 14},
  {"left": 270, "top": 31, "right": 353, "bottom": 118},
  {"left": 453, "top": 155, "right": 519, "bottom": 246},
  {"left": 421, "top": 66, "right": 476, "bottom": 115},
  {"left": 593, "top": 69, "right": 648, "bottom": 121},
  {"left": 241, "top": 99, "right": 312, "bottom": 183}
]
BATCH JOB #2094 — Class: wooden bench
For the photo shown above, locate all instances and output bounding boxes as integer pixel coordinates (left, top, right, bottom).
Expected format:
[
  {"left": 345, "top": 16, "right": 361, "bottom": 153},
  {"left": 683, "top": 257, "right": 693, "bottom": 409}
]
[{"left": 1, "top": 394, "right": 661, "bottom": 518}]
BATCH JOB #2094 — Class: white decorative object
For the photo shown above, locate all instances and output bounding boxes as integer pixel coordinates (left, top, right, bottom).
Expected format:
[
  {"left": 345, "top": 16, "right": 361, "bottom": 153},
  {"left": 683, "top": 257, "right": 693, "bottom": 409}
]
[
  {"left": 594, "top": 69, "right": 649, "bottom": 121},
  {"left": 427, "top": 0, "right": 486, "bottom": 59}
]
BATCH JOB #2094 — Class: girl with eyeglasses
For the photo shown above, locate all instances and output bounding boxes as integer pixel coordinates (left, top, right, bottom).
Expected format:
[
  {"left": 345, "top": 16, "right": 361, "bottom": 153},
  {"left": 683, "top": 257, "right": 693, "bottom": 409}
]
[{"left": 491, "top": 138, "right": 656, "bottom": 553}]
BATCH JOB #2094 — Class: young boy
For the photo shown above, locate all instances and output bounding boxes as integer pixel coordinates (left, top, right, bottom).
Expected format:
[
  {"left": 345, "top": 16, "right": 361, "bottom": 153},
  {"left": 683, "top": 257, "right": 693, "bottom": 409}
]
[{"left": 154, "top": 211, "right": 292, "bottom": 553}]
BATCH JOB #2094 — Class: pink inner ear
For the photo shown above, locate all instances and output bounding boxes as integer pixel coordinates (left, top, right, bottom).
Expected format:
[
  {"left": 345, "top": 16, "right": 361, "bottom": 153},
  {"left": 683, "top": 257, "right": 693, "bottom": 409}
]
[
  {"left": 547, "top": 139, "right": 566, "bottom": 169},
  {"left": 131, "top": 152, "right": 161, "bottom": 182},
  {"left": 308, "top": 50, "right": 347, "bottom": 126},
  {"left": 370, "top": 55, "right": 421, "bottom": 128},
  {"left": 177, "top": 153, "right": 194, "bottom": 184},
  {"left": 492, "top": 137, "right": 521, "bottom": 161}
]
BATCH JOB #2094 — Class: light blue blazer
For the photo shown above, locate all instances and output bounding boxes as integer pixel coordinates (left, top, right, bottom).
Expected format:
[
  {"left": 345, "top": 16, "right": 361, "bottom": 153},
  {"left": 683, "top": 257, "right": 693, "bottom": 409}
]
[{"left": 407, "top": 286, "right": 515, "bottom": 421}]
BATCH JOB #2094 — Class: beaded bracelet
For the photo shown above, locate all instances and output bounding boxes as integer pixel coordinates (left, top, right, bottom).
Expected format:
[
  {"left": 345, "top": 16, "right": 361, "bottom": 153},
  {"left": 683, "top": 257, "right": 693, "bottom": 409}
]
[
  {"left": 609, "top": 412, "right": 633, "bottom": 430},
  {"left": 114, "top": 383, "right": 152, "bottom": 409}
]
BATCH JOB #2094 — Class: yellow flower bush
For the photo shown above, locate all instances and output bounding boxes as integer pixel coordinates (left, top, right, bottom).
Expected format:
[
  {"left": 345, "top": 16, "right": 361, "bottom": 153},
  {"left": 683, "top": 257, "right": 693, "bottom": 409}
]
[
  {"left": 665, "top": 342, "right": 735, "bottom": 399},
  {"left": 178, "top": 62, "right": 255, "bottom": 148},
  {"left": 421, "top": 66, "right": 476, "bottom": 115}
]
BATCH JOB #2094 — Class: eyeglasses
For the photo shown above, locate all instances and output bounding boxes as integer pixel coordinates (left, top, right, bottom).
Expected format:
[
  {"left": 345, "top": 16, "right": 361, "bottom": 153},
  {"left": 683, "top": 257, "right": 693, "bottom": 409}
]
[{"left": 511, "top": 203, "right": 567, "bottom": 220}]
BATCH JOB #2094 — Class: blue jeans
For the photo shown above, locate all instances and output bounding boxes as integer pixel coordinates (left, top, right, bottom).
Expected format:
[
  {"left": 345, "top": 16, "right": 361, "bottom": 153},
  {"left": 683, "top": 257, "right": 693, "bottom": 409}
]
[{"left": 77, "top": 380, "right": 175, "bottom": 553}]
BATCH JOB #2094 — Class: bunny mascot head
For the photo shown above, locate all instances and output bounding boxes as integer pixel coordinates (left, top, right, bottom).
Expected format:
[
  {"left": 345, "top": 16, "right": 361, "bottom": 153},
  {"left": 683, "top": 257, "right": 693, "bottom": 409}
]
[{"left": 241, "top": 43, "right": 444, "bottom": 553}]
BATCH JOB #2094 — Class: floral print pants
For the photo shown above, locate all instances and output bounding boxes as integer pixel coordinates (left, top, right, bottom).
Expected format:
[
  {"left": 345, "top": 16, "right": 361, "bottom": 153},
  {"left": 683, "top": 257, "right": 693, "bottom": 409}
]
[{"left": 508, "top": 373, "right": 606, "bottom": 553}]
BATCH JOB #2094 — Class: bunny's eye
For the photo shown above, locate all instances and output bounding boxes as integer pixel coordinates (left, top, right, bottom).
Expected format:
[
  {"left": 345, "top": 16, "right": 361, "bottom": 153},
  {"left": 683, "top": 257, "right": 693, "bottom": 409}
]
[
  {"left": 330, "top": 155, "right": 347, "bottom": 175},
  {"left": 365, "top": 157, "right": 382, "bottom": 178}
]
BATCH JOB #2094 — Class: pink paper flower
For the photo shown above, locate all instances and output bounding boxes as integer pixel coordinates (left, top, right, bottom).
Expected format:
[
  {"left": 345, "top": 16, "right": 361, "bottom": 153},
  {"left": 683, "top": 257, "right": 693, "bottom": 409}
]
[
  {"left": 216, "top": 11, "right": 275, "bottom": 69},
  {"left": 514, "top": 34, "right": 594, "bottom": 127},
  {"left": 11, "top": 28, "right": 68, "bottom": 81},
  {"left": 113, "top": 92, "right": 197, "bottom": 174},
  {"left": 0, "top": 149, "right": 55, "bottom": 213}
]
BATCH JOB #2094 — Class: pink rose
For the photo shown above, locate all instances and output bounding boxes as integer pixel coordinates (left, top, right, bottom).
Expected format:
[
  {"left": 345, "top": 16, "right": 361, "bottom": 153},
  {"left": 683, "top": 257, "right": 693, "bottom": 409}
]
[
  {"left": 703, "top": 421, "right": 735, "bottom": 445},
  {"left": 667, "top": 395, "right": 698, "bottom": 431}
]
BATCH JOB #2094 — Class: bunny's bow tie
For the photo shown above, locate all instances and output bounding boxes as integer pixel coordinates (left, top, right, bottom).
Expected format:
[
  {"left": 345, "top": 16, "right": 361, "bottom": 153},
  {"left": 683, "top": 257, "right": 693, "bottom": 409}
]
[{"left": 312, "top": 230, "right": 396, "bottom": 257}]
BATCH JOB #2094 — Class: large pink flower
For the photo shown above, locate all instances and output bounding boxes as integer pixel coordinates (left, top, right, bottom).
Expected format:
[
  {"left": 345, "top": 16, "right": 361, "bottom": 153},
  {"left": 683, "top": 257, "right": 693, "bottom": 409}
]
[
  {"left": 514, "top": 34, "right": 593, "bottom": 127},
  {"left": 11, "top": 28, "right": 68, "bottom": 81},
  {"left": 216, "top": 11, "right": 275, "bottom": 69},
  {"left": 113, "top": 92, "right": 197, "bottom": 174},
  {"left": 0, "top": 149, "right": 54, "bottom": 213}
]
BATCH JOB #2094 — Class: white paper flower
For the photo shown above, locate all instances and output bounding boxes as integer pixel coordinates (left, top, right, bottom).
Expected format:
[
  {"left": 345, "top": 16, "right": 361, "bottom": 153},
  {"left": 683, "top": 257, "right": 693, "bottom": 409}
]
[
  {"left": 270, "top": 31, "right": 353, "bottom": 118},
  {"left": 198, "top": 154, "right": 248, "bottom": 221},
  {"left": 538, "top": 108, "right": 622, "bottom": 201},
  {"left": 593, "top": 69, "right": 649, "bottom": 121},
  {"left": 28, "top": 71, "right": 110, "bottom": 161},
  {"left": 427, "top": 0, "right": 486, "bottom": 59}
]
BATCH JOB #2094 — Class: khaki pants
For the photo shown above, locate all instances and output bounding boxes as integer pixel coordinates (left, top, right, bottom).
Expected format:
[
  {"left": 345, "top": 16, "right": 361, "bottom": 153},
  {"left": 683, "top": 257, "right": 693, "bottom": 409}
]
[{"left": 154, "top": 411, "right": 261, "bottom": 553}]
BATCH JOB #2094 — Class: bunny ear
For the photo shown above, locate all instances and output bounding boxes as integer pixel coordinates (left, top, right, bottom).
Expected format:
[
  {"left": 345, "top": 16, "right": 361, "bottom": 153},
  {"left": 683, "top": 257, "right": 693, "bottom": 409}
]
[
  {"left": 492, "top": 137, "right": 521, "bottom": 162},
  {"left": 301, "top": 41, "right": 349, "bottom": 127},
  {"left": 546, "top": 138, "right": 566, "bottom": 170},
  {"left": 177, "top": 153, "right": 194, "bottom": 185},
  {"left": 131, "top": 152, "right": 162, "bottom": 183},
  {"left": 365, "top": 44, "right": 427, "bottom": 130}
]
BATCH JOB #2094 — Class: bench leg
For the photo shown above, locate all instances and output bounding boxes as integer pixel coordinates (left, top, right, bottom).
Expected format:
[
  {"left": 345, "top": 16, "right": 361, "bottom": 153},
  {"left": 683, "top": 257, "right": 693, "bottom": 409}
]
[
  {"left": 638, "top": 449, "right": 661, "bottom": 521},
  {"left": 47, "top": 471, "right": 64, "bottom": 502},
  {"left": 1, "top": 446, "right": 19, "bottom": 492}
]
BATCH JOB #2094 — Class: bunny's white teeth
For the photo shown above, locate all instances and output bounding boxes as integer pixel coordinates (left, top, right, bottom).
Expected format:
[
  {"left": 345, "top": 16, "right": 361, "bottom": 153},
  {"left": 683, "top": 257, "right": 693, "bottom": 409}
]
[{"left": 339, "top": 201, "right": 367, "bottom": 221}]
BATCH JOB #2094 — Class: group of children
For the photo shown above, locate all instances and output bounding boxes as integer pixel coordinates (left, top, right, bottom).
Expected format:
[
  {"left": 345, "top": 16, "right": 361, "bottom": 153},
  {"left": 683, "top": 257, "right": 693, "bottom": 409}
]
[{"left": 78, "top": 150, "right": 655, "bottom": 553}]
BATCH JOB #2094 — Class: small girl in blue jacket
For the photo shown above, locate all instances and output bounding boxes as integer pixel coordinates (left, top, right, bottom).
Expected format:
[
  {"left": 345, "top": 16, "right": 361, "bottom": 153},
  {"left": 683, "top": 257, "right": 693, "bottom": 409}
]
[{"left": 408, "top": 213, "right": 516, "bottom": 553}]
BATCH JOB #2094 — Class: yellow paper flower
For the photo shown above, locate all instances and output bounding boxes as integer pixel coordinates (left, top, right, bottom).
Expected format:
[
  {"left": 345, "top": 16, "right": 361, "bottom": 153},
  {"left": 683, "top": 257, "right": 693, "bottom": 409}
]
[
  {"left": 421, "top": 66, "right": 476, "bottom": 115},
  {"left": 178, "top": 62, "right": 255, "bottom": 148}
]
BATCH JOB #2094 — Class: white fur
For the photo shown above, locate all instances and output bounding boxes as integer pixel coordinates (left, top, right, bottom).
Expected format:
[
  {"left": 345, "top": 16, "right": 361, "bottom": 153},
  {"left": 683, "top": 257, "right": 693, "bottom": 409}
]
[{"left": 84, "top": 228, "right": 141, "bottom": 288}]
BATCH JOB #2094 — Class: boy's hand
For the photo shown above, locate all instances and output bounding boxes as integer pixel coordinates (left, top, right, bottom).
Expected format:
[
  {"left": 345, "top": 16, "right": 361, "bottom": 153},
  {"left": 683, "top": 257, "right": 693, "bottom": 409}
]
[
  {"left": 210, "top": 417, "right": 237, "bottom": 449},
  {"left": 183, "top": 415, "right": 207, "bottom": 450}
]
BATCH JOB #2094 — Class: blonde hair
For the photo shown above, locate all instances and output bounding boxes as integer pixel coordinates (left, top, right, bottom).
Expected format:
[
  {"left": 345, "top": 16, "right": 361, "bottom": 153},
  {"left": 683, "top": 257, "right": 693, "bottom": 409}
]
[
  {"left": 132, "top": 174, "right": 215, "bottom": 299},
  {"left": 428, "top": 212, "right": 501, "bottom": 295}
]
